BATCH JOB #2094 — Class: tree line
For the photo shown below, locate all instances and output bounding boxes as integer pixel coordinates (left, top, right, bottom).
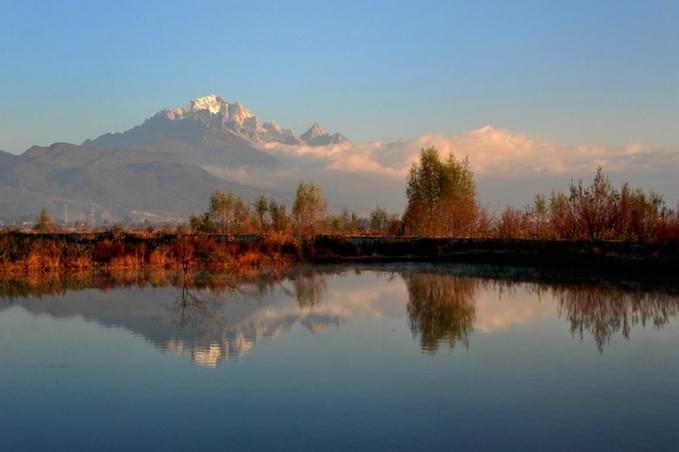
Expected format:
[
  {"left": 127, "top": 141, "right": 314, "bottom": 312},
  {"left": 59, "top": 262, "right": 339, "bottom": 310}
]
[
  {"left": 187, "top": 182, "right": 402, "bottom": 236},
  {"left": 28, "top": 146, "right": 679, "bottom": 242}
]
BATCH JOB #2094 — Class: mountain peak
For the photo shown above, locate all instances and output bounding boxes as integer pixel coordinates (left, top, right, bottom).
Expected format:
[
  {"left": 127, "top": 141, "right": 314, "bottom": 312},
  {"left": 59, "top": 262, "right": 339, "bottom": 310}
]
[
  {"left": 86, "top": 95, "right": 345, "bottom": 149},
  {"left": 303, "top": 122, "right": 325, "bottom": 138},
  {"left": 300, "top": 122, "right": 348, "bottom": 146},
  {"left": 189, "top": 95, "right": 226, "bottom": 114}
]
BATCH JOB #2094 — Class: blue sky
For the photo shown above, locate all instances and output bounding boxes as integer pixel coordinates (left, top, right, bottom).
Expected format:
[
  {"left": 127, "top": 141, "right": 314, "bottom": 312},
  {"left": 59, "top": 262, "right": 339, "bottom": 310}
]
[{"left": 1, "top": 0, "right": 677, "bottom": 153}]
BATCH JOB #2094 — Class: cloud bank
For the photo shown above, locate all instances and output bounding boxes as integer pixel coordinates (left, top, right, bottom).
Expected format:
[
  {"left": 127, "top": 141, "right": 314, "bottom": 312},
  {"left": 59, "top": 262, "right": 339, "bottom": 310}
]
[
  {"left": 206, "top": 126, "right": 679, "bottom": 213},
  {"left": 263, "top": 125, "right": 678, "bottom": 177}
]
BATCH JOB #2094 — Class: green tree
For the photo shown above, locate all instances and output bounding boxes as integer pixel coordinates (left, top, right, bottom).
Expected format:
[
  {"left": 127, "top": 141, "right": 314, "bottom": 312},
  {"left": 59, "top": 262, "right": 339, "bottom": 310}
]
[
  {"left": 34, "top": 208, "right": 54, "bottom": 232},
  {"left": 292, "top": 182, "right": 327, "bottom": 235},
  {"left": 403, "top": 147, "right": 477, "bottom": 236}
]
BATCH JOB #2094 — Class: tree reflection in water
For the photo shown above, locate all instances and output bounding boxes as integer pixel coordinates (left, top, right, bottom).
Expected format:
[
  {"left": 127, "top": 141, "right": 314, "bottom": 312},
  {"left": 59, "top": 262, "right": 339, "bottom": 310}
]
[
  {"left": 171, "top": 271, "right": 227, "bottom": 329},
  {"left": 547, "top": 285, "right": 679, "bottom": 351},
  {"left": 169, "top": 268, "right": 291, "bottom": 329},
  {"left": 292, "top": 269, "right": 328, "bottom": 308},
  {"left": 1, "top": 266, "right": 678, "bottom": 357},
  {"left": 400, "top": 270, "right": 679, "bottom": 353},
  {"left": 402, "top": 272, "right": 479, "bottom": 352}
]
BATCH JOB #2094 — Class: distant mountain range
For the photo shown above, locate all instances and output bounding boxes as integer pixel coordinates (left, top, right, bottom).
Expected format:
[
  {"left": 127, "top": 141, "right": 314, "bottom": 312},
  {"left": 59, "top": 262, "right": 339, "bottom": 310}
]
[
  {"left": 3, "top": 94, "right": 676, "bottom": 224},
  {"left": 0, "top": 149, "right": 17, "bottom": 168},
  {"left": 84, "top": 95, "right": 347, "bottom": 167},
  {"left": 0, "top": 95, "right": 349, "bottom": 223}
]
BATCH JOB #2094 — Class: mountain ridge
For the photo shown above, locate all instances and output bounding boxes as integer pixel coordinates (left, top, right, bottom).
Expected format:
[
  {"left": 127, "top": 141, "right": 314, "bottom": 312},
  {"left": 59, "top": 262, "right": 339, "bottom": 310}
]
[
  {"left": 84, "top": 95, "right": 348, "bottom": 158},
  {"left": 0, "top": 142, "right": 286, "bottom": 223},
  {"left": 0, "top": 95, "right": 357, "bottom": 223}
]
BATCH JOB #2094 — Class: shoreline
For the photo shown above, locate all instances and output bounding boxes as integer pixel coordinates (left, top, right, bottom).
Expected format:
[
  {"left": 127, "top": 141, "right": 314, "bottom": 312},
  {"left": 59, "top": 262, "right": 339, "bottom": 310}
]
[{"left": 1, "top": 231, "right": 677, "bottom": 279}]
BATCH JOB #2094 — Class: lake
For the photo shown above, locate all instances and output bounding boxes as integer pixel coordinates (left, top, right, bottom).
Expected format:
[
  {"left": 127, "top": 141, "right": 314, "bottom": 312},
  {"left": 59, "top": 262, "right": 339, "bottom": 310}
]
[{"left": 1, "top": 264, "right": 678, "bottom": 451}]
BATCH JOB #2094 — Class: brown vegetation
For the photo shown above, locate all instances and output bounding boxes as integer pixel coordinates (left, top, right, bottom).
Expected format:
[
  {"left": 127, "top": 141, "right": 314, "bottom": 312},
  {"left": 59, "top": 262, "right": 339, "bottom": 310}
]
[
  {"left": 0, "top": 231, "right": 298, "bottom": 275},
  {"left": 3, "top": 147, "right": 678, "bottom": 274},
  {"left": 182, "top": 148, "right": 679, "bottom": 242}
]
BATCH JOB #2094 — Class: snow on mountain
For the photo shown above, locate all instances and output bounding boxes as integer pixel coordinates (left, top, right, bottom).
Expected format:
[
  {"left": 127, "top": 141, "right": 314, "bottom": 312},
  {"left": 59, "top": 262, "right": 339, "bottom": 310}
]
[
  {"left": 159, "top": 95, "right": 310, "bottom": 145},
  {"left": 84, "top": 95, "right": 349, "bottom": 169}
]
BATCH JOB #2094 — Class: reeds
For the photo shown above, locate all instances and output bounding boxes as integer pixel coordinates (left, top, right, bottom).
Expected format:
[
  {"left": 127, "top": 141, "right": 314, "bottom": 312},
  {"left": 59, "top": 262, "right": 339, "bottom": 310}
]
[{"left": 0, "top": 231, "right": 298, "bottom": 274}]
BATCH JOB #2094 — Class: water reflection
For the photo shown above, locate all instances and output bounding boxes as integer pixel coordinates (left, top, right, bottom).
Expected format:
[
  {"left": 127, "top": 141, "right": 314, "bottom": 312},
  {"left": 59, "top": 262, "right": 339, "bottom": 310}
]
[
  {"left": 403, "top": 272, "right": 477, "bottom": 352},
  {"left": 292, "top": 269, "right": 327, "bottom": 308},
  {"left": 549, "top": 285, "right": 679, "bottom": 351},
  {"left": 1, "top": 265, "right": 678, "bottom": 366}
]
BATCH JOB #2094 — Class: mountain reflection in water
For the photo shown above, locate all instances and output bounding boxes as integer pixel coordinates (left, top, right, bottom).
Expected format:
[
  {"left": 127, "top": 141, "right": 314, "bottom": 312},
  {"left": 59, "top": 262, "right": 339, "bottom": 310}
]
[{"left": 1, "top": 265, "right": 678, "bottom": 367}]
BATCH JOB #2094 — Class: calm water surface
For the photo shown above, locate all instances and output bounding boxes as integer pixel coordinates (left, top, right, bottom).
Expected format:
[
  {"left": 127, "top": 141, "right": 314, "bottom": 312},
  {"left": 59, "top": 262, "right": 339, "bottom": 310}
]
[{"left": 1, "top": 264, "right": 678, "bottom": 451}]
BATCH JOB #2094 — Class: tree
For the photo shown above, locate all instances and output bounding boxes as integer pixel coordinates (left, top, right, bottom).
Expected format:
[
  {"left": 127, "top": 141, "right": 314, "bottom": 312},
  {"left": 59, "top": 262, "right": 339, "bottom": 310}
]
[
  {"left": 327, "top": 208, "right": 359, "bottom": 234},
  {"left": 233, "top": 197, "right": 251, "bottom": 232},
  {"left": 497, "top": 207, "right": 530, "bottom": 239},
  {"left": 269, "top": 200, "right": 291, "bottom": 232},
  {"left": 254, "top": 194, "right": 269, "bottom": 232},
  {"left": 292, "top": 182, "right": 327, "bottom": 235},
  {"left": 369, "top": 206, "right": 390, "bottom": 234},
  {"left": 34, "top": 208, "right": 54, "bottom": 232},
  {"left": 189, "top": 190, "right": 252, "bottom": 233},
  {"left": 208, "top": 191, "right": 235, "bottom": 233},
  {"left": 533, "top": 193, "right": 548, "bottom": 238},
  {"left": 568, "top": 167, "right": 618, "bottom": 240},
  {"left": 403, "top": 147, "right": 477, "bottom": 236},
  {"left": 549, "top": 191, "right": 571, "bottom": 239}
]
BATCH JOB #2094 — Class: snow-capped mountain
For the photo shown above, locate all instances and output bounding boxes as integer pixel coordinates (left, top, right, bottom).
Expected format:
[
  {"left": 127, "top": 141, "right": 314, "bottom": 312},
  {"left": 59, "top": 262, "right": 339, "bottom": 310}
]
[
  {"left": 162, "top": 95, "right": 302, "bottom": 145},
  {"left": 84, "top": 95, "right": 348, "bottom": 169},
  {"left": 0, "top": 95, "right": 356, "bottom": 221}
]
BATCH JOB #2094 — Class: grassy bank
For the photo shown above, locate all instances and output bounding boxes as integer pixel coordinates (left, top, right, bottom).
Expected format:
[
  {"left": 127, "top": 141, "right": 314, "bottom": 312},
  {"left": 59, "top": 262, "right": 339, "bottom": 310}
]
[
  {"left": 1, "top": 231, "right": 678, "bottom": 277},
  {"left": 0, "top": 231, "right": 297, "bottom": 274}
]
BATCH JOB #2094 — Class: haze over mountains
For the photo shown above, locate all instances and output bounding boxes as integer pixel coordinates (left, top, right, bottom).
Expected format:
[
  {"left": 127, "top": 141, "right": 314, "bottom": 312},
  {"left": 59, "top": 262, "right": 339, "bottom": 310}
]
[
  {"left": 0, "top": 95, "right": 350, "bottom": 223},
  {"left": 1, "top": 94, "right": 678, "bottom": 224}
]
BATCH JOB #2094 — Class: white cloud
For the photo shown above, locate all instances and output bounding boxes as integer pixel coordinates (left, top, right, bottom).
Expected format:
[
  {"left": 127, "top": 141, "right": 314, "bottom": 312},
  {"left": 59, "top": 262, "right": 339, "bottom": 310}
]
[
  {"left": 263, "top": 125, "right": 679, "bottom": 179},
  {"left": 205, "top": 126, "right": 679, "bottom": 212}
]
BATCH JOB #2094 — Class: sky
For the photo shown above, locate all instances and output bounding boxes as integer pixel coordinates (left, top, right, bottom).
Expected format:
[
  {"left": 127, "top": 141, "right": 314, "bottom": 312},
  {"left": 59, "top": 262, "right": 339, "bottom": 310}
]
[{"left": 0, "top": 0, "right": 678, "bottom": 154}]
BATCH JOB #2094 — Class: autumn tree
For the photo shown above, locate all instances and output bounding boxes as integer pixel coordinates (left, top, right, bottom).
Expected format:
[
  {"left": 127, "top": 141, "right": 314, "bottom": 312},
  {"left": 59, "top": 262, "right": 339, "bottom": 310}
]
[
  {"left": 268, "top": 200, "right": 291, "bottom": 232},
  {"left": 327, "top": 208, "right": 360, "bottom": 234},
  {"left": 190, "top": 190, "right": 252, "bottom": 233},
  {"left": 617, "top": 184, "right": 664, "bottom": 241},
  {"left": 535, "top": 167, "right": 674, "bottom": 241},
  {"left": 567, "top": 167, "right": 619, "bottom": 240},
  {"left": 233, "top": 197, "right": 251, "bottom": 232},
  {"left": 548, "top": 192, "right": 571, "bottom": 239},
  {"left": 497, "top": 207, "right": 530, "bottom": 239},
  {"left": 34, "top": 208, "right": 54, "bottom": 232},
  {"left": 369, "top": 206, "right": 390, "bottom": 234},
  {"left": 403, "top": 147, "right": 477, "bottom": 236},
  {"left": 532, "top": 194, "right": 548, "bottom": 238},
  {"left": 208, "top": 191, "right": 235, "bottom": 233},
  {"left": 292, "top": 182, "right": 327, "bottom": 235},
  {"left": 254, "top": 194, "right": 269, "bottom": 232}
]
